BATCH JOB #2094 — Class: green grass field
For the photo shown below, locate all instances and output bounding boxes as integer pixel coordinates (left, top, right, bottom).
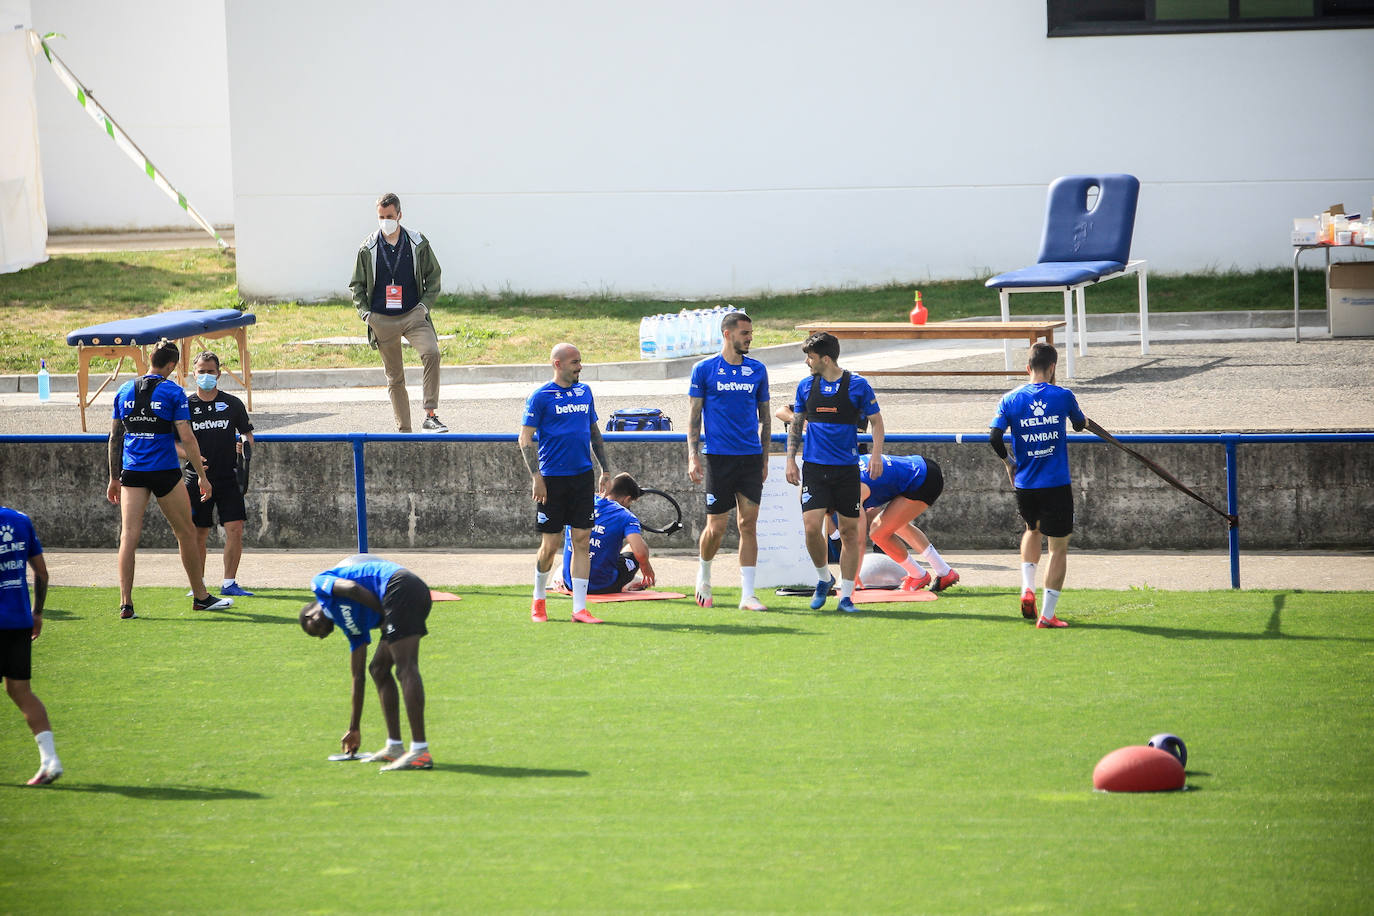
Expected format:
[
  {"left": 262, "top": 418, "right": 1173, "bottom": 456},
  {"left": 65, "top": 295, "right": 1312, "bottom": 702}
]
[{"left": 2, "top": 585, "right": 1371, "bottom": 913}]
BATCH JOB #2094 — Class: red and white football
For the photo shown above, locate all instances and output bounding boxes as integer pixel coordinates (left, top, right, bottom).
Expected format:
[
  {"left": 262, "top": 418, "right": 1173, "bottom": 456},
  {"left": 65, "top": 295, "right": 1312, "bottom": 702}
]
[{"left": 1092, "top": 745, "right": 1186, "bottom": 792}]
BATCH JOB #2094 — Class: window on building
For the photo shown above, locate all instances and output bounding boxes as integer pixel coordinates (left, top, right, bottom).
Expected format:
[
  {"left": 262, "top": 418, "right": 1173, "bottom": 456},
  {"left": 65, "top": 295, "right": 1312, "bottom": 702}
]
[{"left": 1048, "top": 0, "right": 1374, "bottom": 36}]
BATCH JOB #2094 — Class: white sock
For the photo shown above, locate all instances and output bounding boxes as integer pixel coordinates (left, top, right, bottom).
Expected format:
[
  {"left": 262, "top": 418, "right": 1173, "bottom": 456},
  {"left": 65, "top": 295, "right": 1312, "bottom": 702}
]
[
  {"left": 815, "top": 565, "right": 831, "bottom": 582},
  {"left": 387, "top": 738, "right": 403, "bottom": 748},
  {"left": 410, "top": 741, "right": 428, "bottom": 753},
  {"left": 899, "top": 557, "right": 924, "bottom": 577},
  {"left": 572, "top": 577, "right": 589, "bottom": 612},
  {"left": 922, "top": 545, "right": 952, "bottom": 577},
  {"left": 1042, "top": 588, "right": 1061, "bottom": 619},
  {"left": 841, "top": 578, "right": 857, "bottom": 599},
  {"left": 739, "top": 566, "right": 756, "bottom": 599},
  {"left": 697, "top": 558, "right": 713, "bottom": 586},
  {"left": 1021, "top": 562, "right": 1037, "bottom": 592},
  {"left": 35, "top": 730, "right": 57, "bottom": 767},
  {"left": 534, "top": 565, "right": 548, "bottom": 600},
  {"left": 222, "top": 578, "right": 235, "bottom": 589}
]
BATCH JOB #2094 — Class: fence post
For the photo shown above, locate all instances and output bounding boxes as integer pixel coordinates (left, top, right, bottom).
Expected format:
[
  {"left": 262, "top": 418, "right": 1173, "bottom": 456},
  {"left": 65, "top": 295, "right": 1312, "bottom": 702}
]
[
  {"left": 1226, "top": 441, "right": 1239, "bottom": 589},
  {"left": 351, "top": 436, "right": 368, "bottom": 554}
]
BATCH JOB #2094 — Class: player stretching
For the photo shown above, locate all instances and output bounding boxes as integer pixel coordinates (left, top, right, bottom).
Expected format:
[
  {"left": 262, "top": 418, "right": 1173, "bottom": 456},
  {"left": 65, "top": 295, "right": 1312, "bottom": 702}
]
[
  {"left": 558, "top": 473, "right": 656, "bottom": 594},
  {"left": 785, "top": 332, "right": 884, "bottom": 613},
  {"left": 860, "top": 453, "right": 959, "bottom": 592},
  {"left": 299, "top": 555, "right": 433, "bottom": 770},
  {"left": 989, "top": 342, "right": 1087, "bottom": 628},
  {"left": 687, "top": 311, "right": 771, "bottom": 611},
  {"left": 1, "top": 504, "right": 61, "bottom": 786},
  {"left": 520, "top": 343, "right": 613, "bottom": 624}
]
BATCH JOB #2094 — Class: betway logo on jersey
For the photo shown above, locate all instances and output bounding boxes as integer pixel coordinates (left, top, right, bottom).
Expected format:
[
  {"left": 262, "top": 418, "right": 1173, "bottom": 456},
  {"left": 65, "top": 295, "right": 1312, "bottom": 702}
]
[
  {"left": 554, "top": 402, "right": 590, "bottom": 415},
  {"left": 715, "top": 380, "right": 755, "bottom": 392},
  {"left": 191, "top": 417, "right": 232, "bottom": 432}
]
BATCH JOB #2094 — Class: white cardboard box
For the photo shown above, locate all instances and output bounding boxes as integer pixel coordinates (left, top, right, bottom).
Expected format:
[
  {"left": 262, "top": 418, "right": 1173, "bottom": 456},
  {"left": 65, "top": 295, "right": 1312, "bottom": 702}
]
[{"left": 1328, "top": 262, "right": 1374, "bottom": 337}]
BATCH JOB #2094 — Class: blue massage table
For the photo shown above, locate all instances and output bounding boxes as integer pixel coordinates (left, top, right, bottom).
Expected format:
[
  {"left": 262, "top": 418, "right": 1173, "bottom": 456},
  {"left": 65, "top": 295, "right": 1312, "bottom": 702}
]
[{"left": 65, "top": 308, "right": 257, "bottom": 431}]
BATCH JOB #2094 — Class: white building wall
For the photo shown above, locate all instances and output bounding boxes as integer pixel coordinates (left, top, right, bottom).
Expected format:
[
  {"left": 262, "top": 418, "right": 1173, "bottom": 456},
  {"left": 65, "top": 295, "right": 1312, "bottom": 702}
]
[
  {"left": 31, "top": 0, "right": 232, "bottom": 230},
  {"left": 219, "top": 2, "right": 1366, "bottom": 297}
]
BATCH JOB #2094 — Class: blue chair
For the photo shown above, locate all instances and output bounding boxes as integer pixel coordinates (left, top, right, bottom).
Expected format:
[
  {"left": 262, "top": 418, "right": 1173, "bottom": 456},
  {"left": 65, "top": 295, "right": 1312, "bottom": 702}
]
[{"left": 985, "top": 174, "right": 1148, "bottom": 378}]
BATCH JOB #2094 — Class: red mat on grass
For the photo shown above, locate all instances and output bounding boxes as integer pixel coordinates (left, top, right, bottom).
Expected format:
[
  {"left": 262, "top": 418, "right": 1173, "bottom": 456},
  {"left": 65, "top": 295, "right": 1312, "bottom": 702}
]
[
  {"left": 429, "top": 590, "right": 462, "bottom": 602},
  {"left": 850, "top": 588, "right": 938, "bottom": 604},
  {"left": 552, "top": 588, "right": 686, "bottom": 603}
]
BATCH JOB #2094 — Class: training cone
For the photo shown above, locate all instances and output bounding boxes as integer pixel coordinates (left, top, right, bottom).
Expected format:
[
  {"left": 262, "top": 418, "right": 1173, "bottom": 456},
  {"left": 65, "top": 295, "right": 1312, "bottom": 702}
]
[{"left": 909, "top": 290, "right": 927, "bottom": 325}]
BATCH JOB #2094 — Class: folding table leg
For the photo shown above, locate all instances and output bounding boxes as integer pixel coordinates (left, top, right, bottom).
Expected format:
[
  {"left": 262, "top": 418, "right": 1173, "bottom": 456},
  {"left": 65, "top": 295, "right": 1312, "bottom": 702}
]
[
  {"left": 1075, "top": 286, "right": 1088, "bottom": 356},
  {"left": 1138, "top": 267, "right": 1150, "bottom": 355},
  {"left": 1062, "top": 290, "right": 1076, "bottom": 379},
  {"left": 999, "top": 289, "right": 1012, "bottom": 370}
]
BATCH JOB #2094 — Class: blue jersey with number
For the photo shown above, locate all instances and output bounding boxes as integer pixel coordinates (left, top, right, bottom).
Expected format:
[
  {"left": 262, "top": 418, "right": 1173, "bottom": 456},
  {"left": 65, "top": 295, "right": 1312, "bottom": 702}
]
[
  {"left": 792, "top": 373, "right": 880, "bottom": 465},
  {"left": 112, "top": 375, "right": 190, "bottom": 472},
  {"left": 688, "top": 355, "right": 770, "bottom": 455},
  {"left": 311, "top": 555, "right": 401, "bottom": 650},
  {"left": 522, "top": 381, "right": 598, "bottom": 476},
  {"left": 0, "top": 507, "right": 43, "bottom": 629},
  {"left": 561, "top": 496, "right": 642, "bottom": 591},
  {"left": 990, "top": 382, "right": 1085, "bottom": 489},
  {"left": 860, "top": 454, "right": 927, "bottom": 509}
]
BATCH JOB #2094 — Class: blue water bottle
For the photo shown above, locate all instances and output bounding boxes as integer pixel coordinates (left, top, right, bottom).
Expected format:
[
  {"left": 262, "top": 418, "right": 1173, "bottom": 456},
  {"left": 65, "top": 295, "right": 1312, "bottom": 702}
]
[{"left": 38, "top": 358, "right": 51, "bottom": 403}]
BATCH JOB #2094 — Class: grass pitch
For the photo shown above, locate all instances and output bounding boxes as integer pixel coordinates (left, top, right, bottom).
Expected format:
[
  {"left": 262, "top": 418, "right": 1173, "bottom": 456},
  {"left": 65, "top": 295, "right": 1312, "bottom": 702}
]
[{"left": 2, "top": 585, "right": 1371, "bottom": 913}]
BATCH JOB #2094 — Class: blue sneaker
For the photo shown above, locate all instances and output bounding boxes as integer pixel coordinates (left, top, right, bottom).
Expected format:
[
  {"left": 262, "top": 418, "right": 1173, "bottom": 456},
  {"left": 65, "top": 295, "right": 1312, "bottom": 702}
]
[
  {"left": 837, "top": 596, "right": 859, "bottom": 613},
  {"left": 220, "top": 582, "right": 255, "bottom": 597},
  {"left": 810, "top": 576, "right": 836, "bottom": 610}
]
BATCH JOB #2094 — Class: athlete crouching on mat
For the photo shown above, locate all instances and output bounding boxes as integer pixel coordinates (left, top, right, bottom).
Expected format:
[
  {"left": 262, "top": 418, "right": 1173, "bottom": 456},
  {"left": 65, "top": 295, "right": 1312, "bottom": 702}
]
[
  {"left": 859, "top": 452, "right": 960, "bottom": 592},
  {"left": 299, "top": 555, "right": 433, "bottom": 770},
  {"left": 989, "top": 342, "right": 1087, "bottom": 629},
  {"left": 556, "top": 472, "right": 656, "bottom": 594},
  {"left": 106, "top": 340, "right": 233, "bottom": 620}
]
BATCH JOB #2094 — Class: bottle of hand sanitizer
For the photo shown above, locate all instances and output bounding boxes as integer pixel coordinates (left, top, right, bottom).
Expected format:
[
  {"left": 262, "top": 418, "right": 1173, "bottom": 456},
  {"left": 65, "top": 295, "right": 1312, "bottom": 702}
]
[{"left": 38, "top": 358, "right": 51, "bottom": 403}]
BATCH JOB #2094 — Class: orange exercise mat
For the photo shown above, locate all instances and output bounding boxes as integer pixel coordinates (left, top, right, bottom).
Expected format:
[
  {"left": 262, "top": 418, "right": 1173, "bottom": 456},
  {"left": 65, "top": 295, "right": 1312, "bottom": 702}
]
[
  {"left": 552, "top": 588, "right": 687, "bottom": 603},
  {"left": 429, "top": 590, "right": 462, "bottom": 602},
  {"left": 850, "top": 588, "right": 938, "bottom": 604}
]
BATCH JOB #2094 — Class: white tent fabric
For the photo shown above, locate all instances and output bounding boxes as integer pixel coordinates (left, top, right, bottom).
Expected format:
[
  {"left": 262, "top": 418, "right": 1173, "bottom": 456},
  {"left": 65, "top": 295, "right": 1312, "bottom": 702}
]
[{"left": 0, "top": 21, "right": 47, "bottom": 274}]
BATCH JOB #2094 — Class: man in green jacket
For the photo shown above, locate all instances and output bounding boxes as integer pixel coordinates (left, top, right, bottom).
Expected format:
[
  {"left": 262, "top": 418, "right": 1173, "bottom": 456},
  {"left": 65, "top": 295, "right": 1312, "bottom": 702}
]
[{"left": 349, "top": 192, "right": 447, "bottom": 433}]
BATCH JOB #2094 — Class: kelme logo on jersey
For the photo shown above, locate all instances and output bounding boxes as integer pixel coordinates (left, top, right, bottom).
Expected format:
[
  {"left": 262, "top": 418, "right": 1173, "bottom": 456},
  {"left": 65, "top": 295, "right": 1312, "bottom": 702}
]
[
  {"left": 0, "top": 525, "right": 12, "bottom": 542},
  {"left": 1031, "top": 399, "right": 1046, "bottom": 416}
]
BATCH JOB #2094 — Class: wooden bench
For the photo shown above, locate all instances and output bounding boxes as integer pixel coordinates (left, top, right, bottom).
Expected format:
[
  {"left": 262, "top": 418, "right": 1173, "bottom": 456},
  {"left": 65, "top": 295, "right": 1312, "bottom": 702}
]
[{"left": 794, "top": 320, "right": 1067, "bottom": 377}]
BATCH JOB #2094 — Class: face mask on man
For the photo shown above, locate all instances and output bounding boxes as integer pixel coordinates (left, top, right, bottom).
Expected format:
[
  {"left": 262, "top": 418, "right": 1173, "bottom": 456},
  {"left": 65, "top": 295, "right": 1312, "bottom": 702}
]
[
  {"left": 379, "top": 218, "right": 399, "bottom": 236},
  {"left": 195, "top": 373, "right": 218, "bottom": 391}
]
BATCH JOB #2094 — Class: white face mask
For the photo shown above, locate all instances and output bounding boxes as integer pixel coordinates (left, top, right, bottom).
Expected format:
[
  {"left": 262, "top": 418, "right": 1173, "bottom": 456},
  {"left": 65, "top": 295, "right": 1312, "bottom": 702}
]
[
  {"left": 195, "top": 373, "right": 218, "bottom": 391},
  {"left": 378, "top": 218, "right": 399, "bottom": 236}
]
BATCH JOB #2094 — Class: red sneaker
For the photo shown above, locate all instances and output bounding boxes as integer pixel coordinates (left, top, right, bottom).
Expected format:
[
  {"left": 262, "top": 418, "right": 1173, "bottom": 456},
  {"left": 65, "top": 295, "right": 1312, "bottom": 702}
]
[
  {"left": 900, "top": 571, "right": 932, "bottom": 591},
  {"left": 1020, "top": 589, "right": 1038, "bottom": 620},
  {"left": 1036, "top": 615, "right": 1068, "bottom": 629},
  {"left": 930, "top": 570, "right": 960, "bottom": 593},
  {"left": 531, "top": 598, "right": 547, "bottom": 622},
  {"left": 571, "top": 609, "right": 603, "bottom": 624}
]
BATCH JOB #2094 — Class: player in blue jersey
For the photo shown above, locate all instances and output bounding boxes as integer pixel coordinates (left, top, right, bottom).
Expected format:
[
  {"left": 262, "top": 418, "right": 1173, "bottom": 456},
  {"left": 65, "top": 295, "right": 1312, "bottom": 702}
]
[
  {"left": 783, "top": 332, "right": 885, "bottom": 613},
  {"left": 300, "top": 555, "right": 434, "bottom": 770},
  {"left": 519, "top": 342, "right": 613, "bottom": 624},
  {"left": 860, "top": 453, "right": 960, "bottom": 593},
  {"left": 558, "top": 473, "right": 656, "bottom": 593},
  {"left": 687, "top": 311, "right": 771, "bottom": 610},
  {"left": 990, "top": 343, "right": 1087, "bottom": 628},
  {"left": 106, "top": 341, "right": 233, "bottom": 620},
  {"left": 0, "top": 505, "right": 62, "bottom": 786}
]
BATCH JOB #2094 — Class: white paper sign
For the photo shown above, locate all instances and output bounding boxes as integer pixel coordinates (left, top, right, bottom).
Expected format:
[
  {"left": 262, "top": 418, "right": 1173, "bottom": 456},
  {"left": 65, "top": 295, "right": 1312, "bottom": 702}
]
[{"left": 755, "top": 455, "right": 818, "bottom": 588}]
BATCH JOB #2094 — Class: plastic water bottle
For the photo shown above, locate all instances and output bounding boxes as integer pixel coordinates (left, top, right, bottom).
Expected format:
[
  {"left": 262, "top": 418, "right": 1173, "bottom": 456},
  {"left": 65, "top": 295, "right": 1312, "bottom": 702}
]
[
  {"left": 638, "top": 315, "right": 658, "bottom": 360},
  {"left": 37, "top": 359, "right": 50, "bottom": 403},
  {"left": 662, "top": 312, "right": 678, "bottom": 358}
]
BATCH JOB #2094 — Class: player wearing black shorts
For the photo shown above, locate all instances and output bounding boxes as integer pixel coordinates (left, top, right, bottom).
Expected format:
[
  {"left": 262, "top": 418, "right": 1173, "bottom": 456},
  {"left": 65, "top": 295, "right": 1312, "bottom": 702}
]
[
  {"left": 990, "top": 343, "right": 1088, "bottom": 628},
  {"left": 859, "top": 453, "right": 960, "bottom": 593},
  {"left": 687, "top": 311, "right": 771, "bottom": 611},
  {"left": 0, "top": 504, "right": 62, "bottom": 786},
  {"left": 519, "top": 343, "right": 613, "bottom": 624},
  {"left": 182, "top": 351, "right": 256, "bottom": 598}
]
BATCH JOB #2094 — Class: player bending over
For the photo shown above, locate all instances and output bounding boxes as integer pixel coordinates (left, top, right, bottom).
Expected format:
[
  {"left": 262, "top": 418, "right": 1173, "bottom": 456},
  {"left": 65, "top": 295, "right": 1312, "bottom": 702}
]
[
  {"left": 300, "top": 555, "right": 433, "bottom": 770},
  {"left": 989, "top": 342, "right": 1087, "bottom": 629},
  {"left": 859, "top": 453, "right": 959, "bottom": 592}
]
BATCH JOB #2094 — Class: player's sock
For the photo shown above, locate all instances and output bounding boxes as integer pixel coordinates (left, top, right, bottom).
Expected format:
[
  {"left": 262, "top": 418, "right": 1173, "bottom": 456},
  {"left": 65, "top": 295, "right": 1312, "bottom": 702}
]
[
  {"left": 387, "top": 738, "right": 404, "bottom": 749},
  {"left": 1042, "top": 588, "right": 1061, "bottom": 619},
  {"left": 1021, "top": 562, "right": 1037, "bottom": 592},
  {"left": 922, "top": 545, "right": 952, "bottom": 577},
  {"left": 222, "top": 578, "right": 236, "bottom": 589},
  {"left": 814, "top": 565, "right": 830, "bottom": 581},
  {"left": 35, "top": 730, "right": 57, "bottom": 767},
  {"left": 698, "top": 558, "right": 713, "bottom": 583},
  {"left": 739, "top": 566, "right": 757, "bottom": 599},
  {"left": 840, "top": 578, "right": 855, "bottom": 600},
  {"left": 410, "top": 741, "right": 428, "bottom": 753},
  {"left": 534, "top": 566, "right": 548, "bottom": 600},
  {"left": 572, "top": 577, "right": 589, "bottom": 612},
  {"left": 898, "top": 557, "right": 925, "bottom": 577}
]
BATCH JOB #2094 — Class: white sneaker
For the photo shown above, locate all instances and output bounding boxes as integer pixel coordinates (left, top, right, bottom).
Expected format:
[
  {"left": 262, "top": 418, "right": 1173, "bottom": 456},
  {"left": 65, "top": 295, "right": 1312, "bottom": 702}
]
[
  {"left": 695, "top": 581, "right": 713, "bottom": 608},
  {"left": 739, "top": 595, "right": 768, "bottom": 612},
  {"left": 26, "top": 762, "right": 63, "bottom": 786}
]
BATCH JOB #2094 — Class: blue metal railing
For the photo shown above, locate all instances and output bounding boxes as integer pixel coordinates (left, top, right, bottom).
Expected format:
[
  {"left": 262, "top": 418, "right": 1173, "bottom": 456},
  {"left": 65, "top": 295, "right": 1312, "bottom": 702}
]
[{"left": 5, "top": 431, "right": 1371, "bottom": 589}]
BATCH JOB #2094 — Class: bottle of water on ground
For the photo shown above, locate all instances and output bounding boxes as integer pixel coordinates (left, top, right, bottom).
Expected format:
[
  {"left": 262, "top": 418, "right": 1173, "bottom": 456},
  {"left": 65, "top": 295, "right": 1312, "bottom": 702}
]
[
  {"left": 38, "top": 358, "right": 51, "bottom": 403},
  {"left": 639, "top": 315, "right": 658, "bottom": 360}
]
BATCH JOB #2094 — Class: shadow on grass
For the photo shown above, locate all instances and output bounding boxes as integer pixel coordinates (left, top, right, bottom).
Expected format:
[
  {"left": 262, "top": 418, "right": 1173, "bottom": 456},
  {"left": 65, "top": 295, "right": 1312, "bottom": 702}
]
[
  {"left": 432, "top": 763, "right": 588, "bottom": 779},
  {"left": 597, "top": 620, "right": 813, "bottom": 636},
  {"left": 29, "top": 783, "right": 265, "bottom": 801},
  {"left": 35, "top": 608, "right": 81, "bottom": 621}
]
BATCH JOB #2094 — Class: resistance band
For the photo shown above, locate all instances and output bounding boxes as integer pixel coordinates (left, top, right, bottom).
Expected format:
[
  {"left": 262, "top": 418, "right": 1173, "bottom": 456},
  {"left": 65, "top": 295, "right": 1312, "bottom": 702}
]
[{"left": 1085, "top": 418, "right": 1238, "bottom": 529}]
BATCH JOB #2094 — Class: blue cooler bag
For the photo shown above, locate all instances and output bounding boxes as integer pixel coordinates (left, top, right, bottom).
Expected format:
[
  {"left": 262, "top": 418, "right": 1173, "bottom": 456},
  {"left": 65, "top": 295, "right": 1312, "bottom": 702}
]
[{"left": 606, "top": 408, "right": 673, "bottom": 431}]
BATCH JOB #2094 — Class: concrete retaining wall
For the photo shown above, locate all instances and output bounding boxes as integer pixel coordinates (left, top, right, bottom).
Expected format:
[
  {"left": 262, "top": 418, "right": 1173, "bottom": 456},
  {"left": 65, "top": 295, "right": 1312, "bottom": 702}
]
[{"left": 4, "top": 438, "right": 1370, "bottom": 552}]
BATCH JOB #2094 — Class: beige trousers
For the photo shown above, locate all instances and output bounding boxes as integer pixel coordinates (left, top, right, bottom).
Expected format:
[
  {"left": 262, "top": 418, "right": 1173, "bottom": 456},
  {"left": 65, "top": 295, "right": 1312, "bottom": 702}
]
[{"left": 367, "top": 306, "right": 441, "bottom": 432}]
